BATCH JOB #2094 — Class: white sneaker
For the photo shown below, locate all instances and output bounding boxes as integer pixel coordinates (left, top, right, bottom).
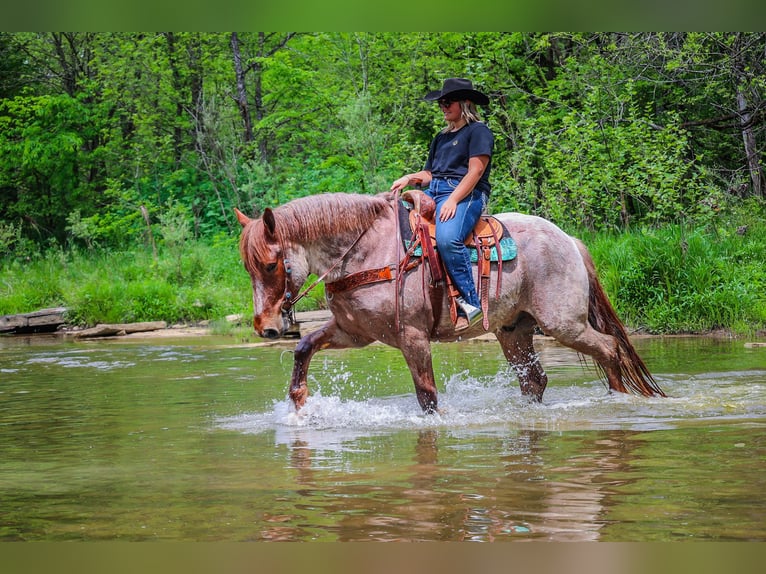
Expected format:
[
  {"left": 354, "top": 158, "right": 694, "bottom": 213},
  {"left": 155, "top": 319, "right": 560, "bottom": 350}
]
[{"left": 456, "top": 296, "right": 483, "bottom": 329}]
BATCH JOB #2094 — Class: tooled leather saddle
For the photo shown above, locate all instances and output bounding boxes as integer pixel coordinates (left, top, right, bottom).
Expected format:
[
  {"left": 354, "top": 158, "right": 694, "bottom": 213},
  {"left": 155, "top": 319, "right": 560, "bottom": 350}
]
[{"left": 399, "top": 189, "right": 513, "bottom": 330}]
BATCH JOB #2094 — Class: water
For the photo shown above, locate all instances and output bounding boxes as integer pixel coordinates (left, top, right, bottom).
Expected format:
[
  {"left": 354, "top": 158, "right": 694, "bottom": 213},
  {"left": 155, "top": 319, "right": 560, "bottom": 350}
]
[{"left": 1, "top": 334, "right": 764, "bottom": 541}]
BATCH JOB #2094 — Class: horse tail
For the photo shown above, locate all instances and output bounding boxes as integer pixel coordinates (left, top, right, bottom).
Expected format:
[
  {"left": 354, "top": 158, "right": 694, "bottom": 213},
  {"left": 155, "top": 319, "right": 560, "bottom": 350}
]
[{"left": 574, "top": 239, "right": 666, "bottom": 398}]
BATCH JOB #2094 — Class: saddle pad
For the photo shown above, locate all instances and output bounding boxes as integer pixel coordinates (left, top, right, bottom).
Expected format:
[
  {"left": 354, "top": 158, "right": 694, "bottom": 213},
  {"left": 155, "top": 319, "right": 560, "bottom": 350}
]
[
  {"left": 400, "top": 198, "right": 517, "bottom": 262},
  {"left": 404, "top": 236, "right": 517, "bottom": 262}
]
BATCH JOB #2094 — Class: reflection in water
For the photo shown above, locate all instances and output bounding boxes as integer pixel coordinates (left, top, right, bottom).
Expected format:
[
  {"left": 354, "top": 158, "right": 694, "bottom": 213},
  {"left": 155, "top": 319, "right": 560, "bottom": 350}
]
[
  {"left": 0, "top": 336, "right": 764, "bottom": 541},
  {"left": 272, "top": 426, "right": 644, "bottom": 541}
]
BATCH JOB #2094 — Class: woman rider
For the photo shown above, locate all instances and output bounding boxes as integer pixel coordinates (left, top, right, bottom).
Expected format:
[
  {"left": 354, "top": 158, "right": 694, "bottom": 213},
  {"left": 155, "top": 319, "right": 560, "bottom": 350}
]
[{"left": 391, "top": 78, "right": 494, "bottom": 331}]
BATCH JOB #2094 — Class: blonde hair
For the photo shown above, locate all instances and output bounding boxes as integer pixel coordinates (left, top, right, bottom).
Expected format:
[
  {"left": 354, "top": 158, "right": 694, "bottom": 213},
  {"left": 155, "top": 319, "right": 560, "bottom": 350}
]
[{"left": 442, "top": 100, "right": 482, "bottom": 133}]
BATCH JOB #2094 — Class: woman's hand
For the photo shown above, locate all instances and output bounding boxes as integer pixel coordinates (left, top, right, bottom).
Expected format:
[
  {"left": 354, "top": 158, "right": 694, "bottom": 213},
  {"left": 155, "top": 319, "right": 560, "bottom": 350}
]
[
  {"left": 438, "top": 156, "right": 489, "bottom": 220},
  {"left": 439, "top": 197, "right": 458, "bottom": 221},
  {"left": 391, "top": 171, "right": 431, "bottom": 193},
  {"left": 390, "top": 176, "right": 410, "bottom": 193}
]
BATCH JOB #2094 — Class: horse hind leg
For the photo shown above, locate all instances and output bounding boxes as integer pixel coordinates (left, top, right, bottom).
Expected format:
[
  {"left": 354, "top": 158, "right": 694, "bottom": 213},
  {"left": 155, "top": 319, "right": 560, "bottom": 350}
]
[
  {"left": 495, "top": 314, "right": 548, "bottom": 401},
  {"left": 552, "top": 325, "right": 629, "bottom": 394}
]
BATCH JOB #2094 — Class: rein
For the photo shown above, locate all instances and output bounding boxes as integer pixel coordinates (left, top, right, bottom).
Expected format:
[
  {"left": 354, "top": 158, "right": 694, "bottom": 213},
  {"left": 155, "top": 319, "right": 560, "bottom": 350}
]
[{"left": 280, "top": 226, "right": 369, "bottom": 321}]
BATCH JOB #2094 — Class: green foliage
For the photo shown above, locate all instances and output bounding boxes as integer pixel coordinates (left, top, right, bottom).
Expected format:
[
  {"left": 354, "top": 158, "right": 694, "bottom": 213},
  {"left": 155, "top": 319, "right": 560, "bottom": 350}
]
[
  {"left": 504, "top": 50, "right": 719, "bottom": 229},
  {"left": 0, "top": 220, "right": 23, "bottom": 257},
  {"left": 0, "top": 94, "right": 90, "bottom": 238},
  {"left": 336, "top": 92, "right": 388, "bottom": 193},
  {"left": 0, "top": 251, "right": 66, "bottom": 314},
  {"left": 68, "top": 277, "right": 131, "bottom": 325},
  {"left": 65, "top": 210, "right": 100, "bottom": 250},
  {"left": 2, "top": 32, "right": 765, "bottom": 245},
  {"left": 293, "top": 275, "right": 327, "bottom": 312}
]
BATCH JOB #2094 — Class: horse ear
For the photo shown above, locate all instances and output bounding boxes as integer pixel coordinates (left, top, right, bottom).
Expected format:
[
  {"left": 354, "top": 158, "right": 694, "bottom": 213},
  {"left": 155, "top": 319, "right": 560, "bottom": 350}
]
[
  {"left": 234, "top": 208, "right": 251, "bottom": 227},
  {"left": 263, "top": 208, "right": 277, "bottom": 237}
]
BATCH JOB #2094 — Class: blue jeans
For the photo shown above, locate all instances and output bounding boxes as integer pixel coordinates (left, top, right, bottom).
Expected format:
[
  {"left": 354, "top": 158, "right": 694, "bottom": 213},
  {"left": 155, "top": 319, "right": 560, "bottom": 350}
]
[{"left": 426, "top": 177, "right": 487, "bottom": 308}]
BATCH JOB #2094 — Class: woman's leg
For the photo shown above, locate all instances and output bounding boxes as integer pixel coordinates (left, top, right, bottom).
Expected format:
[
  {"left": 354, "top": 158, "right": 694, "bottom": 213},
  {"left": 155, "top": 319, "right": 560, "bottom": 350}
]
[{"left": 432, "top": 188, "right": 484, "bottom": 308}]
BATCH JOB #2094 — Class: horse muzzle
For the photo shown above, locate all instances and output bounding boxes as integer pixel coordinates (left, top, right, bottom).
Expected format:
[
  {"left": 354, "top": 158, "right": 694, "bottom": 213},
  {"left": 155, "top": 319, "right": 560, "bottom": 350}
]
[
  {"left": 253, "top": 312, "right": 291, "bottom": 340},
  {"left": 259, "top": 327, "right": 283, "bottom": 340}
]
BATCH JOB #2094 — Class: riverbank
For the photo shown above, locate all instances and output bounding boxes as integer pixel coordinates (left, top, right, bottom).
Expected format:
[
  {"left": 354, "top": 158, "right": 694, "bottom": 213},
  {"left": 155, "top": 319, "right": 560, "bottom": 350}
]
[
  {"left": 0, "top": 309, "right": 332, "bottom": 344},
  {"left": 2, "top": 219, "right": 766, "bottom": 336},
  {"left": 5, "top": 309, "right": 764, "bottom": 350}
]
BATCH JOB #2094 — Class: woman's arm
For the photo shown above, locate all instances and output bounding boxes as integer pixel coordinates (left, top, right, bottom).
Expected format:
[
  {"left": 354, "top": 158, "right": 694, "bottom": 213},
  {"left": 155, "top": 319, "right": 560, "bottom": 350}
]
[{"left": 390, "top": 170, "right": 432, "bottom": 193}]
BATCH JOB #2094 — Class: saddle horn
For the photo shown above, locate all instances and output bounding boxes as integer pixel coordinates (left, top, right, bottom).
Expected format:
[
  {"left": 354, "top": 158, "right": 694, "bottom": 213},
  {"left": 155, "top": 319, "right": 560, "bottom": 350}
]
[{"left": 401, "top": 189, "right": 436, "bottom": 222}]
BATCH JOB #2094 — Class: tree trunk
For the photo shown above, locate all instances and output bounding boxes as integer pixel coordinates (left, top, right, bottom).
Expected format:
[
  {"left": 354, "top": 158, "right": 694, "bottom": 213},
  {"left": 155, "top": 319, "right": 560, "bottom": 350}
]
[
  {"left": 733, "top": 32, "right": 764, "bottom": 199},
  {"left": 74, "top": 321, "right": 168, "bottom": 339},
  {"left": 164, "top": 32, "right": 185, "bottom": 168},
  {"left": 188, "top": 34, "right": 204, "bottom": 148},
  {"left": 254, "top": 32, "right": 268, "bottom": 160},
  {"left": 737, "top": 89, "right": 764, "bottom": 199},
  {"left": 230, "top": 32, "right": 254, "bottom": 144}
]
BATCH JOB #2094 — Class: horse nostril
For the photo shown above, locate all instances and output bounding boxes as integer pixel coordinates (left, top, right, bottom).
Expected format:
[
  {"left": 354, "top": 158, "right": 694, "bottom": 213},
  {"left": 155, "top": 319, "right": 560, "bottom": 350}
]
[{"left": 261, "top": 328, "right": 281, "bottom": 340}]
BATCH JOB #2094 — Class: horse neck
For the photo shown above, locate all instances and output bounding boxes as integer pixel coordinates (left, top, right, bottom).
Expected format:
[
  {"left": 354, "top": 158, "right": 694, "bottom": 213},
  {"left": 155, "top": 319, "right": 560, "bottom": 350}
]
[{"left": 295, "top": 210, "right": 397, "bottom": 282}]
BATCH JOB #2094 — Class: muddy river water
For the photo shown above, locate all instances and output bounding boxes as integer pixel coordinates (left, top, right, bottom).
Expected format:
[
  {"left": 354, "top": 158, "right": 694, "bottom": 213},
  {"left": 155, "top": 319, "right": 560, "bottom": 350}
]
[{"left": 1, "top": 333, "right": 764, "bottom": 541}]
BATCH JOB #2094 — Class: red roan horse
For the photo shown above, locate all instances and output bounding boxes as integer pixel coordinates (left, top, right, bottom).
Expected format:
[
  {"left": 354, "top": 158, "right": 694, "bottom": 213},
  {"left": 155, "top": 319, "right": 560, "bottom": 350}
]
[{"left": 236, "top": 192, "right": 664, "bottom": 413}]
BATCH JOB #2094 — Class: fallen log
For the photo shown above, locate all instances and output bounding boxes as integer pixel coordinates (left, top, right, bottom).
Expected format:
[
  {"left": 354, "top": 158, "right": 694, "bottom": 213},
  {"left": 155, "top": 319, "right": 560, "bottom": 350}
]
[
  {"left": 0, "top": 307, "right": 69, "bottom": 334},
  {"left": 74, "top": 321, "right": 168, "bottom": 339}
]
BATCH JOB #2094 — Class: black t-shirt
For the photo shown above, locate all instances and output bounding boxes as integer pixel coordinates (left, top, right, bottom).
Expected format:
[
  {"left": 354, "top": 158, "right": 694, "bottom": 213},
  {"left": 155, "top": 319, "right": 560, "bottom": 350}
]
[{"left": 424, "top": 121, "right": 494, "bottom": 194}]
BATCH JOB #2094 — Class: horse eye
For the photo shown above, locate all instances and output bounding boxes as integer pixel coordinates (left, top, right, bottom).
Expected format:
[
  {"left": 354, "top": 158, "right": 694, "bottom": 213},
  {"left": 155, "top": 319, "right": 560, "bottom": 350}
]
[{"left": 264, "top": 262, "right": 278, "bottom": 273}]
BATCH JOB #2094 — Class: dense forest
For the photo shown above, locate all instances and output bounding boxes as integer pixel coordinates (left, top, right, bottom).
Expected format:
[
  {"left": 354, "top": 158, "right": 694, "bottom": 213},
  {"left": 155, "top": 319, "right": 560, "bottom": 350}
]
[
  {"left": 1, "top": 32, "right": 764, "bottom": 252},
  {"left": 1, "top": 32, "right": 765, "bottom": 334}
]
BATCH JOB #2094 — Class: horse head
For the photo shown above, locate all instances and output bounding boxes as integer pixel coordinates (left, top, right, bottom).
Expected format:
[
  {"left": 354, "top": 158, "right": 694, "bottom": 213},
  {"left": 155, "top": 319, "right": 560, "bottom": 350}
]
[{"left": 236, "top": 207, "right": 298, "bottom": 339}]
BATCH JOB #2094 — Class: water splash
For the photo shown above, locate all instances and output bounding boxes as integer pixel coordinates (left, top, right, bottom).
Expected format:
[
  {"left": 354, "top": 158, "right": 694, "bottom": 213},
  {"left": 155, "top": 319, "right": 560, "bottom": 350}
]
[{"left": 216, "top": 368, "right": 766, "bottom": 441}]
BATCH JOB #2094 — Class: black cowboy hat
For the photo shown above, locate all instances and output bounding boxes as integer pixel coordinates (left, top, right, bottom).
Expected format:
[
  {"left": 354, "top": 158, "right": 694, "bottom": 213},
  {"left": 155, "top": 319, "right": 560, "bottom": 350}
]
[{"left": 424, "top": 78, "right": 489, "bottom": 106}]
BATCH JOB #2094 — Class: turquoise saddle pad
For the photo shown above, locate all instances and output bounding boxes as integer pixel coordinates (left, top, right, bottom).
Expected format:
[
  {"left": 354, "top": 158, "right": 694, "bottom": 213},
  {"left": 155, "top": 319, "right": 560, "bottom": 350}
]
[
  {"left": 405, "top": 236, "right": 517, "bottom": 262},
  {"left": 398, "top": 199, "right": 517, "bottom": 262}
]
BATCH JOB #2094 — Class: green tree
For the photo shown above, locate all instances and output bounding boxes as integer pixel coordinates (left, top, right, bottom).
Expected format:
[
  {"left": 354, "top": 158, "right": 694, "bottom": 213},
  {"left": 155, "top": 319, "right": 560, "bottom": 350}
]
[
  {"left": 0, "top": 94, "right": 88, "bottom": 240},
  {"left": 0, "top": 32, "right": 764, "bottom": 251}
]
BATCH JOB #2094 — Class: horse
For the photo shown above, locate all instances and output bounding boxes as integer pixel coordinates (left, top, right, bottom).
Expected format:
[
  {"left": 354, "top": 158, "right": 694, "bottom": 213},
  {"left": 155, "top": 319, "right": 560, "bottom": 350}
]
[{"left": 235, "top": 191, "right": 665, "bottom": 413}]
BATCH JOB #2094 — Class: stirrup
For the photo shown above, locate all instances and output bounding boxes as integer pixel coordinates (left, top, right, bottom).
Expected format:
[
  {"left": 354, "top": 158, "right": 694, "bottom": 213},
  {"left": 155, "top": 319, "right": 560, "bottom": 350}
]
[{"left": 455, "top": 296, "right": 483, "bottom": 331}]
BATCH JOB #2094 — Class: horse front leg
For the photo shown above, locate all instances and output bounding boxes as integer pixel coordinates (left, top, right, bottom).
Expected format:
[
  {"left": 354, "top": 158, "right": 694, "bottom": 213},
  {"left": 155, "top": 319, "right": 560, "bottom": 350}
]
[
  {"left": 399, "top": 330, "right": 439, "bottom": 413},
  {"left": 289, "top": 322, "right": 334, "bottom": 410},
  {"left": 289, "top": 317, "right": 371, "bottom": 411}
]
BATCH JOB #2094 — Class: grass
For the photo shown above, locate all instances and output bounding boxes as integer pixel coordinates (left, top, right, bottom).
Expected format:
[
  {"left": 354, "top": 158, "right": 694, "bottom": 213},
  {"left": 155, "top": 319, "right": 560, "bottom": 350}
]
[
  {"left": 585, "top": 219, "right": 766, "bottom": 335},
  {"left": 0, "top": 235, "right": 327, "bottom": 329},
  {"left": 1, "top": 217, "right": 765, "bottom": 335}
]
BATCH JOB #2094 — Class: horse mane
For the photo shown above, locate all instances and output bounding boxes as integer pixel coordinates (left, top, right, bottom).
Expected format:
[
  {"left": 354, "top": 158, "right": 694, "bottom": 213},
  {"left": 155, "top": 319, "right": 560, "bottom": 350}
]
[{"left": 240, "top": 192, "right": 392, "bottom": 267}]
